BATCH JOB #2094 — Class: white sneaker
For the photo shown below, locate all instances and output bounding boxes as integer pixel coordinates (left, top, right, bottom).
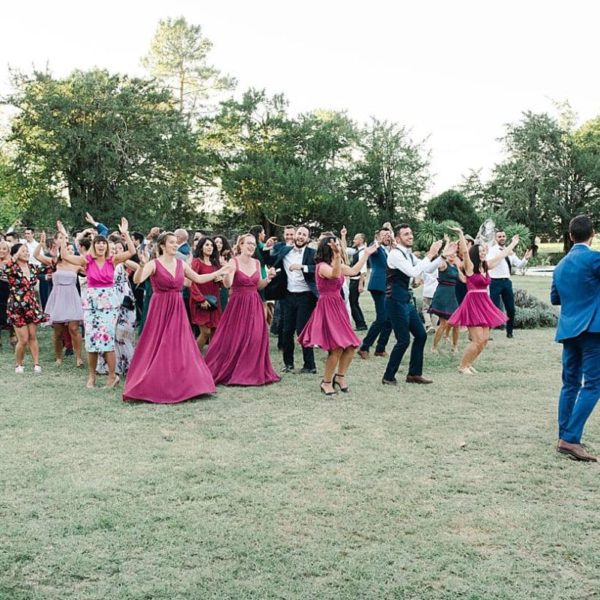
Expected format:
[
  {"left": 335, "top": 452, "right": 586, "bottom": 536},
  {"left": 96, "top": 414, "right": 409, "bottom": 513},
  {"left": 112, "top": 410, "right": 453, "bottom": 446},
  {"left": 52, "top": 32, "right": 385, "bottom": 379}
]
[
  {"left": 33, "top": 364, "right": 42, "bottom": 374},
  {"left": 15, "top": 365, "right": 24, "bottom": 374}
]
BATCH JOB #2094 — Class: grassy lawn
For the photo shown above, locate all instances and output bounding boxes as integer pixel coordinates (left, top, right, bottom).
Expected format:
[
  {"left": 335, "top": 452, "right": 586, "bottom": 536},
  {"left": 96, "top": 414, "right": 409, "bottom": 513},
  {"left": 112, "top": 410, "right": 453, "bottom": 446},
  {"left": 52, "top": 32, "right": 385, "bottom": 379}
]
[{"left": 2, "top": 276, "right": 599, "bottom": 599}]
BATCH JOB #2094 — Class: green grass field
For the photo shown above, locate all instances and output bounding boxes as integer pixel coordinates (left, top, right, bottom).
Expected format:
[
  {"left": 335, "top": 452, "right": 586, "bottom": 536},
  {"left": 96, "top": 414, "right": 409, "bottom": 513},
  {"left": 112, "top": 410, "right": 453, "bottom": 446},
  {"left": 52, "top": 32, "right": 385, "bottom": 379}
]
[{"left": 2, "top": 276, "right": 599, "bottom": 599}]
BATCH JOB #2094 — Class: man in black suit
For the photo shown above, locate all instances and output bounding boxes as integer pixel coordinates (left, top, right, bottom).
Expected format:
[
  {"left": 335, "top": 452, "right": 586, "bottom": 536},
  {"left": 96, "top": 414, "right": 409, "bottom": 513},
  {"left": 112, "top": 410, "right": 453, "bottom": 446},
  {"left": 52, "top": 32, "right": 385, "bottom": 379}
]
[{"left": 267, "top": 226, "right": 318, "bottom": 373}]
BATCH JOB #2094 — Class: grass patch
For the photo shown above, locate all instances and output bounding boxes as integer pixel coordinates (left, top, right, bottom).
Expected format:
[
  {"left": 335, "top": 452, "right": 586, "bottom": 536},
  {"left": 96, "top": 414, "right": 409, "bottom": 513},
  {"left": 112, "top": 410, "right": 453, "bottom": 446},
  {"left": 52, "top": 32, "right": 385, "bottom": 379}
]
[{"left": 2, "top": 276, "right": 600, "bottom": 599}]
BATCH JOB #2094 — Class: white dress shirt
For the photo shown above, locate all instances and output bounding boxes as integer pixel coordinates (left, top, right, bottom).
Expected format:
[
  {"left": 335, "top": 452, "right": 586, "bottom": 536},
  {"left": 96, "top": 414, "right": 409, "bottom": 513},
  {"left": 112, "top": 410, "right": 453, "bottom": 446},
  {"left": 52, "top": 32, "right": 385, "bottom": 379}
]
[
  {"left": 26, "top": 240, "right": 41, "bottom": 266},
  {"left": 347, "top": 245, "right": 368, "bottom": 280},
  {"left": 283, "top": 245, "right": 310, "bottom": 293},
  {"left": 487, "top": 244, "right": 528, "bottom": 279},
  {"left": 387, "top": 246, "right": 439, "bottom": 277}
]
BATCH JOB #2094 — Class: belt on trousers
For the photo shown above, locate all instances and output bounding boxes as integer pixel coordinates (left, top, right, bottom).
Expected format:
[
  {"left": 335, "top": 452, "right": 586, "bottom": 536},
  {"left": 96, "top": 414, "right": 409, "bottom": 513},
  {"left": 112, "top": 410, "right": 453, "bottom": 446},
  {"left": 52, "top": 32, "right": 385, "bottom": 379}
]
[
  {"left": 288, "top": 291, "right": 312, "bottom": 296},
  {"left": 491, "top": 277, "right": 510, "bottom": 281}
]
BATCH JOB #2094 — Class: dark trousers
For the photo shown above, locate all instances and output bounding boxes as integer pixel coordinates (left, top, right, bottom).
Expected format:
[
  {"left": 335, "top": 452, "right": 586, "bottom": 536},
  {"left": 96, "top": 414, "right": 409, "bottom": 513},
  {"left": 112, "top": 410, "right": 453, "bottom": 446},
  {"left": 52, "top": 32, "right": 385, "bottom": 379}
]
[
  {"left": 559, "top": 332, "right": 600, "bottom": 443},
  {"left": 282, "top": 292, "right": 316, "bottom": 369},
  {"left": 383, "top": 298, "right": 427, "bottom": 381},
  {"left": 270, "top": 298, "right": 288, "bottom": 350},
  {"left": 39, "top": 276, "right": 52, "bottom": 311},
  {"left": 349, "top": 279, "right": 367, "bottom": 329},
  {"left": 490, "top": 278, "right": 515, "bottom": 335},
  {"left": 361, "top": 290, "right": 392, "bottom": 353}
]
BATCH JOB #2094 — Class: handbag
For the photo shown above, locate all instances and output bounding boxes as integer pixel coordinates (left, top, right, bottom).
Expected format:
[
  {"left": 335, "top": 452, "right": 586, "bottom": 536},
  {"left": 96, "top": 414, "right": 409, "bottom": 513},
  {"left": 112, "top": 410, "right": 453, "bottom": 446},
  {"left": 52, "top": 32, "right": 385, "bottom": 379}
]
[{"left": 198, "top": 294, "right": 218, "bottom": 310}]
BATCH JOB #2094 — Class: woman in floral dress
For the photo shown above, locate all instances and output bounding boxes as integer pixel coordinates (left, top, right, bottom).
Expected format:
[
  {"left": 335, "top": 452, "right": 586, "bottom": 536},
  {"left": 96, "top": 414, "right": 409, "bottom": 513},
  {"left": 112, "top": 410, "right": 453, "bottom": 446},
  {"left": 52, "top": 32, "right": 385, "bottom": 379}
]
[
  {"left": 5, "top": 243, "right": 48, "bottom": 373},
  {"left": 60, "top": 218, "right": 136, "bottom": 388}
]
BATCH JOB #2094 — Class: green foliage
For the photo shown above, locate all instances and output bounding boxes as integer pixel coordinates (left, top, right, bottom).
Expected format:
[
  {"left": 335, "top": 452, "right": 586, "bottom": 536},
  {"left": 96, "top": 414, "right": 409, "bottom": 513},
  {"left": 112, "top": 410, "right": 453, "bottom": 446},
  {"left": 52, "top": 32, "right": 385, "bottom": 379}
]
[
  {"left": 348, "top": 118, "right": 431, "bottom": 224},
  {"left": 6, "top": 68, "right": 205, "bottom": 231},
  {"left": 513, "top": 287, "right": 558, "bottom": 328},
  {"left": 425, "top": 189, "right": 480, "bottom": 236},
  {"left": 141, "top": 16, "right": 236, "bottom": 116},
  {"left": 0, "top": 152, "right": 24, "bottom": 230}
]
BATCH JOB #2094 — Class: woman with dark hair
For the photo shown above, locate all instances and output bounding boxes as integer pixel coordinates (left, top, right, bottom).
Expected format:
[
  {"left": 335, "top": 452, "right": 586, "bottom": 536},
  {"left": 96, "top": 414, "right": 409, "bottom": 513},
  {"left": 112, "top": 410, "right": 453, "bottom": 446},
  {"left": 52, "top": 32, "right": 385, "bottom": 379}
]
[
  {"left": 299, "top": 236, "right": 377, "bottom": 396},
  {"left": 0, "top": 240, "right": 14, "bottom": 348},
  {"left": 213, "top": 235, "right": 232, "bottom": 310},
  {"left": 448, "top": 227, "right": 520, "bottom": 374},
  {"left": 123, "top": 232, "right": 229, "bottom": 403},
  {"left": 4, "top": 242, "right": 49, "bottom": 373},
  {"left": 249, "top": 225, "right": 267, "bottom": 279},
  {"left": 205, "top": 233, "right": 280, "bottom": 386},
  {"left": 59, "top": 218, "right": 136, "bottom": 388},
  {"left": 33, "top": 231, "right": 85, "bottom": 368},
  {"left": 190, "top": 236, "right": 223, "bottom": 351}
]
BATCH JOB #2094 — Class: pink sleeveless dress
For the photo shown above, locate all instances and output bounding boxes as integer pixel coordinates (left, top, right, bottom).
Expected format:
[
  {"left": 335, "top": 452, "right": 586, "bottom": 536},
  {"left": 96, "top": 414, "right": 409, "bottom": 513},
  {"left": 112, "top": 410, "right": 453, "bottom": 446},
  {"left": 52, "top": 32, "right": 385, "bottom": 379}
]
[
  {"left": 123, "top": 259, "right": 216, "bottom": 403},
  {"left": 205, "top": 259, "right": 280, "bottom": 386},
  {"left": 298, "top": 263, "right": 361, "bottom": 350},
  {"left": 448, "top": 272, "right": 508, "bottom": 328}
]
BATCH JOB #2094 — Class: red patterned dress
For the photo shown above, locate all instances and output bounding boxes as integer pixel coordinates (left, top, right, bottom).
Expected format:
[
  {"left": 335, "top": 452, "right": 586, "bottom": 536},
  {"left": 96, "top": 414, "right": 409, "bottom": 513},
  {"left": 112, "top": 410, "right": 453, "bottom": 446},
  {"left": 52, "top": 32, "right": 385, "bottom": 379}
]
[{"left": 5, "top": 261, "right": 48, "bottom": 328}]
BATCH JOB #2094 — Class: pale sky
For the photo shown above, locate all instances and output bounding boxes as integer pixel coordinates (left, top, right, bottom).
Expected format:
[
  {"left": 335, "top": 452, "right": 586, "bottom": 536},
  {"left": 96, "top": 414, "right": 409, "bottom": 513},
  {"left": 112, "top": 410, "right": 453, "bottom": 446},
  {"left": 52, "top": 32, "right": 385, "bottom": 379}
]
[{"left": 2, "top": 0, "right": 599, "bottom": 194}]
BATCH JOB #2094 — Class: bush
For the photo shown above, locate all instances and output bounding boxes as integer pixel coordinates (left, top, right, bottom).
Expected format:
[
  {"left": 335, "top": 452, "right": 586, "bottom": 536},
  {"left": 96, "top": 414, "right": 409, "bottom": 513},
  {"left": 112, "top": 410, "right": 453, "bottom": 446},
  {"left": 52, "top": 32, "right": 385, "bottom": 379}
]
[{"left": 513, "top": 288, "right": 558, "bottom": 329}]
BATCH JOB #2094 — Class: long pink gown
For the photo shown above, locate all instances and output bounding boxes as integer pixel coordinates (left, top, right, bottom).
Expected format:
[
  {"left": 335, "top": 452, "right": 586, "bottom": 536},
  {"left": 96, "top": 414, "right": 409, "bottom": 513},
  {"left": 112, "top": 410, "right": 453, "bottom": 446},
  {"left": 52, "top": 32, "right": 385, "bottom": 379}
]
[
  {"left": 298, "top": 263, "right": 361, "bottom": 350},
  {"left": 123, "top": 259, "right": 216, "bottom": 403},
  {"left": 448, "top": 272, "right": 508, "bottom": 328},
  {"left": 205, "top": 259, "right": 280, "bottom": 386}
]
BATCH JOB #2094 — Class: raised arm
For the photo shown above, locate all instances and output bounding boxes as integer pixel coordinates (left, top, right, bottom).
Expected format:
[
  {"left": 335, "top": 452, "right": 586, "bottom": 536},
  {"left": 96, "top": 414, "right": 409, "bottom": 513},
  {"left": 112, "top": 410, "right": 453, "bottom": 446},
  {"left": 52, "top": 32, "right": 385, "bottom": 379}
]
[
  {"left": 487, "top": 235, "right": 520, "bottom": 270},
  {"left": 341, "top": 242, "right": 378, "bottom": 277},
  {"left": 449, "top": 227, "right": 473, "bottom": 275},
  {"left": 318, "top": 241, "right": 343, "bottom": 280},
  {"left": 183, "top": 261, "right": 230, "bottom": 286},
  {"left": 133, "top": 258, "right": 156, "bottom": 285},
  {"left": 33, "top": 232, "right": 54, "bottom": 266},
  {"left": 57, "top": 224, "right": 86, "bottom": 267},
  {"left": 113, "top": 219, "right": 136, "bottom": 265}
]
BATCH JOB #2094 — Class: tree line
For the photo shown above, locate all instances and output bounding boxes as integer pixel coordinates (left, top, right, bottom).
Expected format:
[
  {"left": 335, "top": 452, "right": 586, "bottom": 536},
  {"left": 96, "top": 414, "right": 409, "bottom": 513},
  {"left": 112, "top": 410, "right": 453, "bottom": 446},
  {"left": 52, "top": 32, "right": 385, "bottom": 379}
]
[{"left": 1, "top": 17, "right": 599, "bottom": 251}]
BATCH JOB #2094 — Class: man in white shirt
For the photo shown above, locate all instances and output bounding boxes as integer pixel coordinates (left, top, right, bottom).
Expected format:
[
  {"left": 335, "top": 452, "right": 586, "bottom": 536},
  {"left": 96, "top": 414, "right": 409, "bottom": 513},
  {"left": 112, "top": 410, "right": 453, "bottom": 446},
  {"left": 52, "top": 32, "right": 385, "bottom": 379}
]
[
  {"left": 487, "top": 230, "right": 532, "bottom": 339},
  {"left": 382, "top": 225, "right": 442, "bottom": 385}
]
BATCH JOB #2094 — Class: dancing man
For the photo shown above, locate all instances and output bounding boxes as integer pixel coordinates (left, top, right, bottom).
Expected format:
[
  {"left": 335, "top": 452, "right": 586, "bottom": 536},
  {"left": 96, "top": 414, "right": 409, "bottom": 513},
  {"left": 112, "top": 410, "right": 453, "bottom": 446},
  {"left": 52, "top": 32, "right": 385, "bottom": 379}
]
[{"left": 382, "top": 225, "right": 442, "bottom": 385}]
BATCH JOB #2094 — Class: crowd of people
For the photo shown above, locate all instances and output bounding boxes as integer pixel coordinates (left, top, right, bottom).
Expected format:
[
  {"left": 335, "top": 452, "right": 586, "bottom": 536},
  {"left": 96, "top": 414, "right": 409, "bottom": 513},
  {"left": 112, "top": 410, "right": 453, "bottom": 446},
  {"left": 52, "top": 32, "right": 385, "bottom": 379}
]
[{"left": 0, "top": 215, "right": 533, "bottom": 401}]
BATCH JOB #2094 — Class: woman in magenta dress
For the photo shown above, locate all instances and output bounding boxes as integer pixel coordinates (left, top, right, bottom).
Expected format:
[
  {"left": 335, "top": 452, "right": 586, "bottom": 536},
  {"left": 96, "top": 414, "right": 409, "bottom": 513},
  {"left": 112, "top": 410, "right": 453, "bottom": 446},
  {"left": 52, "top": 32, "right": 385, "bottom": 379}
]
[
  {"left": 205, "top": 233, "right": 280, "bottom": 386},
  {"left": 123, "top": 232, "right": 228, "bottom": 404},
  {"left": 299, "top": 236, "right": 377, "bottom": 396},
  {"left": 448, "top": 227, "right": 520, "bottom": 374},
  {"left": 190, "top": 237, "right": 223, "bottom": 352}
]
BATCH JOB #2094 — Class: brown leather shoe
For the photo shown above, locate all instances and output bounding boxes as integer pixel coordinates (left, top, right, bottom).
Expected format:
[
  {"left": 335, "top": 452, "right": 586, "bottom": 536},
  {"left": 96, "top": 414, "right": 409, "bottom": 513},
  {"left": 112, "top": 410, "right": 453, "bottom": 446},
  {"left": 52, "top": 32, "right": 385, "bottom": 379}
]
[
  {"left": 557, "top": 440, "right": 598, "bottom": 462},
  {"left": 374, "top": 351, "right": 388, "bottom": 357},
  {"left": 358, "top": 350, "right": 369, "bottom": 360},
  {"left": 406, "top": 375, "right": 433, "bottom": 384}
]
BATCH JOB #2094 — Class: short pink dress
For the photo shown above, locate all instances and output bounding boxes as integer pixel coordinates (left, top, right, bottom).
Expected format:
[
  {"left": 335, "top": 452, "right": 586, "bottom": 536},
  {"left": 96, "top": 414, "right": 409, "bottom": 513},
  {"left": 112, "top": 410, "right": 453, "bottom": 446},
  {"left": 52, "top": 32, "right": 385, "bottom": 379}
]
[
  {"left": 448, "top": 272, "right": 508, "bottom": 328},
  {"left": 298, "top": 263, "right": 361, "bottom": 350}
]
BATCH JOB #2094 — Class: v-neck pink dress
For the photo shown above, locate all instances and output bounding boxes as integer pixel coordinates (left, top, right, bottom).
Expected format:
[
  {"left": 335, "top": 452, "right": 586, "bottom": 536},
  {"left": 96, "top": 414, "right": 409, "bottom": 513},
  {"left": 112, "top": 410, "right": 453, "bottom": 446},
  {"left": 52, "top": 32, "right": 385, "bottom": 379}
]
[
  {"left": 205, "top": 258, "right": 280, "bottom": 386},
  {"left": 123, "top": 259, "right": 216, "bottom": 403}
]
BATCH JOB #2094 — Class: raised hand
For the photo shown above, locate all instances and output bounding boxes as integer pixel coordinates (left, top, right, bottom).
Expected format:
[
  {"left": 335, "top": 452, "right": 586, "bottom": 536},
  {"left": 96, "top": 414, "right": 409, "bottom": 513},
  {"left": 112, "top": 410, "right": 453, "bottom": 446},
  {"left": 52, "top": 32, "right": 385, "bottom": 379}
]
[
  {"left": 118, "top": 217, "right": 129, "bottom": 234},
  {"left": 365, "top": 241, "right": 379, "bottom": 256},
  {"left": 328, "top": 241, "right": 340, "bottom": 257},
  {"left": 56, "top": 220, "right": 67, "bottom": 236},
  {"left": 340, "top": 226, "right": 347, "bottom": 238},
  {"left": 39, "top": 231, "right": 47, "bottom": 246},
  {"left": 429, "top": 239, "right": 444, "bottom": 255},
  {"left": 266, "top": 267, "right": 277, "bottom": 281}
]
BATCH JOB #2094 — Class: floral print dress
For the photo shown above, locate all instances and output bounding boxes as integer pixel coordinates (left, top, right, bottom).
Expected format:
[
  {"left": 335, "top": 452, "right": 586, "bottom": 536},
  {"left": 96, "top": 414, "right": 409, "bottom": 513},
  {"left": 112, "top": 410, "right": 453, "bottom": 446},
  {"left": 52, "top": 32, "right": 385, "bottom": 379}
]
[{"left": 5, "top": 261, "right": 48, "bottom": 328}]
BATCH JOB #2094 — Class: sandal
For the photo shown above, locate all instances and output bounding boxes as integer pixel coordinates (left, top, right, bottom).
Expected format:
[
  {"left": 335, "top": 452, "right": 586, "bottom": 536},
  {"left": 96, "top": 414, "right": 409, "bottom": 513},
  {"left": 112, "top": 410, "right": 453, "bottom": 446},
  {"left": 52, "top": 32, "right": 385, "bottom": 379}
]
[
  {"left": 320, "top": 380, "right": 337, "bottom": 396},
  {"left": 333, "top": 373, "right": 349, "bottom": 393}
]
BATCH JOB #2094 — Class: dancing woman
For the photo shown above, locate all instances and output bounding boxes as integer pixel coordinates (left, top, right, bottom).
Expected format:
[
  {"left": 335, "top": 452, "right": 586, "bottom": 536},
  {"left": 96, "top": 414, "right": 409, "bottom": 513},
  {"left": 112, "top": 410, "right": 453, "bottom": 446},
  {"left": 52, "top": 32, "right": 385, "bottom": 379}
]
[
  {"left": 299, "top": 236, "right": 377, "bottom": 395},
  {"left": 123, "top": 232, "right": 228, "bottom": 403},
  {"left": 448, "top": 227, "right": 520, "bottom": 374},
  {"left": 213, "top": 235, "right": 232, "bottom": 310},
  {"left": 33, "top": 231, "right": 85, "bottom": 367},
  {"left": 430, "top": 240, "right": 463, "bottom": 354},
  {"left": 60, "top": 218, "right": 135, "bottom": 388},
  {"left": 4, "top": 243, "right": 49, "bottom": 373},
  {"left": 205, "top": 233, "right": 280, "bottom": 386}
]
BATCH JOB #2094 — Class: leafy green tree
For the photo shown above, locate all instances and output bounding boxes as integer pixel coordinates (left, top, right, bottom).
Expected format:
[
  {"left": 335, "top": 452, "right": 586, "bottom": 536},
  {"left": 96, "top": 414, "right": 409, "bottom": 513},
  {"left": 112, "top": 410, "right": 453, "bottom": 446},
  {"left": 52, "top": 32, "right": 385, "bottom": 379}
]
[
  {"left": 425, "top": 189, "right": 480, "bottom": 236},
  {"left": 348, "top": 118, "right": 431, "bottom": 224},
  {"left": 0, "top": 150, "right": 23, "bottom": 230},
  {"left": 141, "top": 17, "right": 236, "bottom": 117},
  {"left": 5, "top": 68, "right": 205, "bottom": 231},
  {"left": 205, "top": 89, "right": 363, "bottom": 234}
]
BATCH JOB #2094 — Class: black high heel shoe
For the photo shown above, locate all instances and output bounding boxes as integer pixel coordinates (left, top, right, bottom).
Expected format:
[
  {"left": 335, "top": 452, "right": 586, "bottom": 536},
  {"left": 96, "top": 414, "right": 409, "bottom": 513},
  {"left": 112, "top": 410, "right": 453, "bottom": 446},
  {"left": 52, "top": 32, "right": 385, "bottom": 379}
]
[
  {"left": 333, "top": 373, "right": 349, "bottom": 393},
  {"left": 320, "top": 380, "right": 337, "bottom": 396}
]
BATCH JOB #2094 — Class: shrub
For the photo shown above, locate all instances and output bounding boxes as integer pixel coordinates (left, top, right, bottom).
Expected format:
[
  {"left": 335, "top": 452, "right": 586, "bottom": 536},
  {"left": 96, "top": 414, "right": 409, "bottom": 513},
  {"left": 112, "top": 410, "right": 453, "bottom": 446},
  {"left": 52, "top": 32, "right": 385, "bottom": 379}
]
[{"left": 513, "top": 287, "right": 558, "bottom": 328}]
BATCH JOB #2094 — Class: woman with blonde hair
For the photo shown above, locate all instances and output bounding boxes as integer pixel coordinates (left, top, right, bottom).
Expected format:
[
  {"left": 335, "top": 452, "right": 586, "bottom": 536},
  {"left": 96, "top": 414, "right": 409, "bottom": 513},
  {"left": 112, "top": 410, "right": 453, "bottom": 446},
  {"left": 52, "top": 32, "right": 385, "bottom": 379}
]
[{"left": 205, "top": 233, "right": 280, "bottom": 386}]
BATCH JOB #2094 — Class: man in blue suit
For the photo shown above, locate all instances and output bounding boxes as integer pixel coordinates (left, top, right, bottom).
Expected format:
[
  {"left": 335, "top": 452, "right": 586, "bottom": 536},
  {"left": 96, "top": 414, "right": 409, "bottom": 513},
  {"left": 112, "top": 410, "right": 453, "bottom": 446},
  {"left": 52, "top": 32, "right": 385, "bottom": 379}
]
[{"left": 551, "top": 215, "right": 600, "bottom": 461}]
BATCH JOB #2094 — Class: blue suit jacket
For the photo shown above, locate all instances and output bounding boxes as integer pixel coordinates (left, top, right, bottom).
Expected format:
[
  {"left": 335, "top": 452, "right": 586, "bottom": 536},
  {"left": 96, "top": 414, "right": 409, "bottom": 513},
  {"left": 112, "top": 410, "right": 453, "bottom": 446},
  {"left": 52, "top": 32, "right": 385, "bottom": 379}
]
[
  {"left": 367, "top": 246, "right": 388, "bottom": 292},
  {"left": 551, "top": 243, "right": 600, "bottom": 342}
]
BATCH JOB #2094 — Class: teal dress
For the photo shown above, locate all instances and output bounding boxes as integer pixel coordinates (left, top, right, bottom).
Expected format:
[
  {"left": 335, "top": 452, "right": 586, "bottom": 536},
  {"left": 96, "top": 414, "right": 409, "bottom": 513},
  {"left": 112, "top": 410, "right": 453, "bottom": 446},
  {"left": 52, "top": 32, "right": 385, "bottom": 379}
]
[{"left": 430, "top": 263, "right": 459, "bottom": 319}]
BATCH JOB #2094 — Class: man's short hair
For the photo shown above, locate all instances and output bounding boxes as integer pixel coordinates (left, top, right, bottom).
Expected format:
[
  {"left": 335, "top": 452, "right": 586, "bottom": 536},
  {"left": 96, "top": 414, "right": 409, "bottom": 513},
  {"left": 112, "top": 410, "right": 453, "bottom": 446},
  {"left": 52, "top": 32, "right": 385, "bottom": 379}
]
[
  {"left": 394, "top": 224, "right": 411, "bottom": 236},
  {"left": 570, "top": 215, "right": 594, "bottom": 243}
]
